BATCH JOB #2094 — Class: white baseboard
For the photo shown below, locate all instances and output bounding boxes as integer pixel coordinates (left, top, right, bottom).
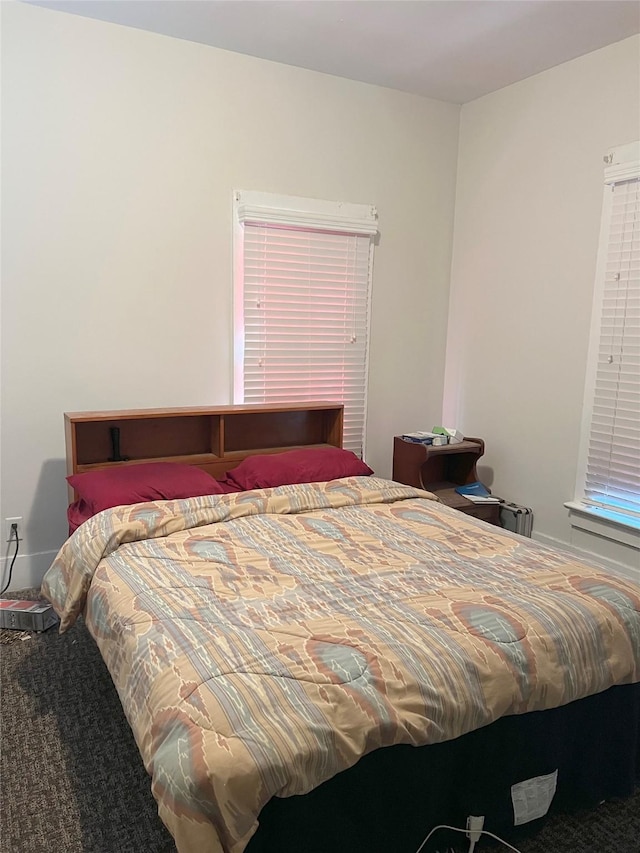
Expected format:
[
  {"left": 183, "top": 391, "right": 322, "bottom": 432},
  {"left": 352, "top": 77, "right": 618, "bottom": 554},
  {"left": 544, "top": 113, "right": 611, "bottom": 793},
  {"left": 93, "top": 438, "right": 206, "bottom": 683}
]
[
  {"left": 532, "top": 531, "right": 639, "bottom": 583},
  {"left": 0, "top": 550, "right": 58, "bottom": 593}
]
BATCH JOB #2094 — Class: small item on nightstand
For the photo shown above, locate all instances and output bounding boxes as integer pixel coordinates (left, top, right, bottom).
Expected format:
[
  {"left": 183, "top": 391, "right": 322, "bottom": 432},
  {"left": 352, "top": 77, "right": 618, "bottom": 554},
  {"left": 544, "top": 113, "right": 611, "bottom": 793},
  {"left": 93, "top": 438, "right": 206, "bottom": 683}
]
[
  {"left": 456, "top": 482, "right": 501, "bottom": 505},
  {"left": 432, "top": 426, "right": 464, "bottom": 444},
  {"left": 455, "top": 481, "right": 491, "bottom": 498},
  {"left": 401, "top": 431, "right": 448, "bottom": 446}
]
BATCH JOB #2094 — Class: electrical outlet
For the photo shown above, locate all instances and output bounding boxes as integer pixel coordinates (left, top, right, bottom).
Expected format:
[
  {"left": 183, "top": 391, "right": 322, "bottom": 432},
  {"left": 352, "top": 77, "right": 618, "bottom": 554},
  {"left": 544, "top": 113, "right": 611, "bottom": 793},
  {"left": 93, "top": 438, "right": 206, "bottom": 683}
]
[{"left": 5, "top": 517, "right": 23, "bottom": 543}]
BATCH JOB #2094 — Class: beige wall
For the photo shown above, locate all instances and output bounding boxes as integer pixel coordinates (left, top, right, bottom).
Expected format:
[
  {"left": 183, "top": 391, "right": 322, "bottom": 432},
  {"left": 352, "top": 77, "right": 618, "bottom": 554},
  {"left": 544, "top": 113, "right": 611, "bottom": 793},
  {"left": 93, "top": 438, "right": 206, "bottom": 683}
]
[
  {"left": 446, "top": 35, "right": 640, "bottom": 571},
  {"left": 4, "top": 5, "right": 637, "bottom": 589},
  {"left": 1, "top": 2, "right": 460, "bottom": 587}
]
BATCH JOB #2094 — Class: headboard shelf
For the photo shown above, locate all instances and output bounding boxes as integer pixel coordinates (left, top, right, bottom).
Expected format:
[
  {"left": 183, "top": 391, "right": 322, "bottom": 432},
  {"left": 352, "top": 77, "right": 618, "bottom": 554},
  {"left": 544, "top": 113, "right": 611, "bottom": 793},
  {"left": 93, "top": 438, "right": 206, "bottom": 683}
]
[
  {"left": 75, "top": 453, "right": 222, "bottom": 474},
  {"left": 65, "top": 403, "right": 344, "bottom": 499}
]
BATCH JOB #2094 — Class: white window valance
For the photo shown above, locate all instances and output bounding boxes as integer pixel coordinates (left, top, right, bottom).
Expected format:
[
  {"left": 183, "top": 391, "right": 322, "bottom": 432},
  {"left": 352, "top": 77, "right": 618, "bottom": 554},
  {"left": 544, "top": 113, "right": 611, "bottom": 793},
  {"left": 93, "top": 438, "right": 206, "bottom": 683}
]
[{"left": 235, "top": 191, "right": 378, "bottom": 236}]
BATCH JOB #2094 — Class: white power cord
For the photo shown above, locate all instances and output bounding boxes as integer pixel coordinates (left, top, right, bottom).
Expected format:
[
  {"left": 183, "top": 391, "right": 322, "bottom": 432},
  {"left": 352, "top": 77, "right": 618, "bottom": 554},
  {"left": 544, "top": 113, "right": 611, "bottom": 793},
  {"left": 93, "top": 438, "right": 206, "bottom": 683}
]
[{"left": 414, "top": 822, "right": 523, "bottom": 853}]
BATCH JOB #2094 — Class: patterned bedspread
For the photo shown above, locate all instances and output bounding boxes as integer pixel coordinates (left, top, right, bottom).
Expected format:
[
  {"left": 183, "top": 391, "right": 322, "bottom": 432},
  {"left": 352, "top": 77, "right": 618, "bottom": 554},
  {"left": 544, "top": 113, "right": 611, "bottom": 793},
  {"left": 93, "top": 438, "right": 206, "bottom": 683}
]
[{"left": 41, "top": 477, "right": 640, "bottom": 853}]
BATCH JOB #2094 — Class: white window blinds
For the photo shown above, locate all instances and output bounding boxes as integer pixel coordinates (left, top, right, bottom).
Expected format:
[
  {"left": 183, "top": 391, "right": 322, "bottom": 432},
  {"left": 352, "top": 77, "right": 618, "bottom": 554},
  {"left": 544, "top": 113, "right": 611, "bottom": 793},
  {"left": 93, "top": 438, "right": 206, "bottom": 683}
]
[
  {"left": 234, "top": 192, "right": 377, "bottom": 456},
  {"left": 582, "top": 145, "right": 640, "bottom": 525}
]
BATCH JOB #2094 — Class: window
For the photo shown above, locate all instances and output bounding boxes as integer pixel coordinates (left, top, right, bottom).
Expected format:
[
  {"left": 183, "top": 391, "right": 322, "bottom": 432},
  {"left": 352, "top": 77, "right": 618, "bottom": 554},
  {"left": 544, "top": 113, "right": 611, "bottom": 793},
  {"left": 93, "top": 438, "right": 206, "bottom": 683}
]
[
  {"left": 233, "top": 191, "right": 377, "bottom": 456},
  {"left": 569, "top": 141, "right": 640, "bottom": 542}
]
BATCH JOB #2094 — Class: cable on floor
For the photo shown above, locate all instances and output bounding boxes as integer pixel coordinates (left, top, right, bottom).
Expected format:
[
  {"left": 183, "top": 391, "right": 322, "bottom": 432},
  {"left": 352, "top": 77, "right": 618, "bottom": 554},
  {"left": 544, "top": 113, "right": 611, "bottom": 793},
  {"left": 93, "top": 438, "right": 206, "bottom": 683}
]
[
  {"left": 1, "top": 524, "right": 20, "bottom": 596},
  {"left": 414, "top": 822, "right": 523, "bottom": 853}
]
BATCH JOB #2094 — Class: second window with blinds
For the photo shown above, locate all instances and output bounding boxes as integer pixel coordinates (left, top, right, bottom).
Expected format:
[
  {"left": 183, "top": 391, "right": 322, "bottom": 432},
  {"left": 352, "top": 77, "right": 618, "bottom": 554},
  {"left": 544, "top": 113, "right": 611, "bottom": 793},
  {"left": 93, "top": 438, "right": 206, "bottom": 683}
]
[
  {"left": 233, "top": 191, "right": 378, "bottom": 457},
  {"left": 568, "top": 140, "right": 640, "bottom": 542}
]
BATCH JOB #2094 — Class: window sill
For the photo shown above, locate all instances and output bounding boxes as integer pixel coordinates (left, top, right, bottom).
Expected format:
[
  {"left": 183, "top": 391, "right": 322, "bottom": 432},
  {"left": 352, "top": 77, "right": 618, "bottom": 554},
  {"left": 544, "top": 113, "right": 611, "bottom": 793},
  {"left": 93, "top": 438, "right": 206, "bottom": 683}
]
[{"left": 565, "top": 501, "right": 640, "bottom": 550}]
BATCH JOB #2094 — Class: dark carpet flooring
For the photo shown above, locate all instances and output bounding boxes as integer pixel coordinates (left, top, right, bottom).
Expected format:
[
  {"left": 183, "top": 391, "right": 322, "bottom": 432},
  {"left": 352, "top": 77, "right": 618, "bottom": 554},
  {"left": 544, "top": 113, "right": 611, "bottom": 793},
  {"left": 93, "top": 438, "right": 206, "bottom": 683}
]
[{"left": 1, "top": 590, "right": 639, "bottom": 853}]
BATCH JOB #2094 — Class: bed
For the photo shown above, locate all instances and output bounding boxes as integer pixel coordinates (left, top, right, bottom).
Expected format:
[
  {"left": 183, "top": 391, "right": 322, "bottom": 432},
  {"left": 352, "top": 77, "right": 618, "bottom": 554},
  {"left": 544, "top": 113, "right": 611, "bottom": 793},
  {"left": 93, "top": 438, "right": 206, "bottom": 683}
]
[{"left": 42, "top": 404, "right": 640, "bottom": 853}]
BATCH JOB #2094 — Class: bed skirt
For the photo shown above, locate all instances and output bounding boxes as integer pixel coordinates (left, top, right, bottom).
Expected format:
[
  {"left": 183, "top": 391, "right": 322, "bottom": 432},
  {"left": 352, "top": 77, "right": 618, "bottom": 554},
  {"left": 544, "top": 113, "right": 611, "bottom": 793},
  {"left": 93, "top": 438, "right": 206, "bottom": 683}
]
[{"left": 247, "top": 682, "right": 640, "bottom": 853}]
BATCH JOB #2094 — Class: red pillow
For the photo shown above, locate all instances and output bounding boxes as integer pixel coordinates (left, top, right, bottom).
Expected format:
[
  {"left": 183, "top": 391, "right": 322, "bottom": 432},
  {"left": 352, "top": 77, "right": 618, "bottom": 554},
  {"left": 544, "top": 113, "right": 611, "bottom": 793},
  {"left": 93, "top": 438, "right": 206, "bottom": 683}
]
[
  {"left": 67, "top": 462, "right": 225, "bottom": 515},
  {"left": 68, "top": 499, "right": 93, "bottom": 535},
  {"left": 223, "top": 447, "right": 373, "bottom": 491}
]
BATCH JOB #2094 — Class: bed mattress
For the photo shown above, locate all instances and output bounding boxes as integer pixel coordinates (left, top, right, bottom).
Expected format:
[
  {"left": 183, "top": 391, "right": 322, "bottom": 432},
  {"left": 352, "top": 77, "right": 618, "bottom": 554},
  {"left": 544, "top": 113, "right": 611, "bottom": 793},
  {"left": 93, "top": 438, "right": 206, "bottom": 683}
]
[{"left": 41, "top": 477, "right": 640, "bottom": 853}]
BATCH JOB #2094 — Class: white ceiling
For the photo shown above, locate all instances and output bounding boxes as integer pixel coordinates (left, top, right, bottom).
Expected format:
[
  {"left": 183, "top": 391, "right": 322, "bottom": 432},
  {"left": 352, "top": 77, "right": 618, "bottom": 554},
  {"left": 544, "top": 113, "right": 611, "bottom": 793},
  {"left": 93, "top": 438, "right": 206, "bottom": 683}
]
[{"left": 26, "top": 0, "right": 640, "bottom": 104}]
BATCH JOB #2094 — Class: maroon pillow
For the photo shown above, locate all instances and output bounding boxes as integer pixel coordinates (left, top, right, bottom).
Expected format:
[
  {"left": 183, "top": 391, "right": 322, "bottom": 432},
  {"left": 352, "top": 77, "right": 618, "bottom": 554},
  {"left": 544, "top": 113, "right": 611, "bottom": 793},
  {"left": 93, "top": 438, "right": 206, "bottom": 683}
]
[
  {"left": 68, "top": 499, "right": 93, "bottom": 535},
  {"left": 224, "top": 447, "right": 373, "bottom": 491},
  {"left": 67, "top": 462, "right": 225, "bottom": 515}
]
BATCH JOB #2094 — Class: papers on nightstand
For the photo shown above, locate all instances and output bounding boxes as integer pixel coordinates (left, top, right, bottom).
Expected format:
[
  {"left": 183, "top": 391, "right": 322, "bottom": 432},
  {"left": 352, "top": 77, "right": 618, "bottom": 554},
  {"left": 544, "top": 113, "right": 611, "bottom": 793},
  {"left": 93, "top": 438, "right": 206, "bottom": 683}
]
[
  {"left": 463, "top": 494, "right": 501, "bottom": 504},
  {"left": 401, "top": 432, "right": 448, "bottom": 446}
]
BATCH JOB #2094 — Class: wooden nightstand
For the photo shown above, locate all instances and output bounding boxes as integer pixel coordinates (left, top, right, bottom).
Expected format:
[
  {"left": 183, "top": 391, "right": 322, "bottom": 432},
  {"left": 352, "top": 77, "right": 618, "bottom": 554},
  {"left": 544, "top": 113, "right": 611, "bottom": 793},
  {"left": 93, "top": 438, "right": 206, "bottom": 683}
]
[{"left": 392, "top": 435, "right": 501, "bottom": 526}]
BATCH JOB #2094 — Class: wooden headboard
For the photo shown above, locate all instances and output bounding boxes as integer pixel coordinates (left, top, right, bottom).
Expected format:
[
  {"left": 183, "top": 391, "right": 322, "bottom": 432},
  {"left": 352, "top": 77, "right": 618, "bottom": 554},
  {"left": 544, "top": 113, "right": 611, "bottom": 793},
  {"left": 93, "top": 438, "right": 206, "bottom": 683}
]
[{"left": 65, "top": 402, "right": 344, "bottom": 503}]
